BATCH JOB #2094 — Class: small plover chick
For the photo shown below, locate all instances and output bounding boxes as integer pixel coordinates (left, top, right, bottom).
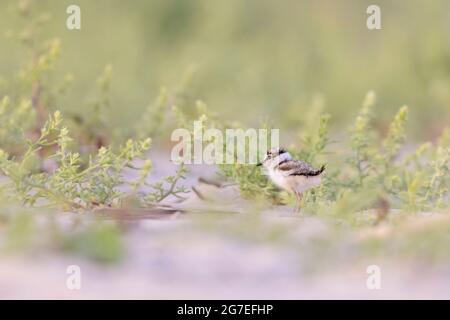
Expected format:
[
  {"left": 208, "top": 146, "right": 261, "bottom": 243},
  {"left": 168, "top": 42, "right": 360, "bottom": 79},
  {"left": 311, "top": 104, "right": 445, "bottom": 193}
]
[{"left": 257, "top": 147, "right": 325, "bottom": 213}]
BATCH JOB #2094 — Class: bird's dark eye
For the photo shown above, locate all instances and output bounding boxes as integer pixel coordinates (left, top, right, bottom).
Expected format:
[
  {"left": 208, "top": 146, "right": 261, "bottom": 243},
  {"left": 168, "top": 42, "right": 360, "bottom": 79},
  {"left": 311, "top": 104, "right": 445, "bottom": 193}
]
[{"left": 279, "top": 148, "right": 286, "bottom": 154}]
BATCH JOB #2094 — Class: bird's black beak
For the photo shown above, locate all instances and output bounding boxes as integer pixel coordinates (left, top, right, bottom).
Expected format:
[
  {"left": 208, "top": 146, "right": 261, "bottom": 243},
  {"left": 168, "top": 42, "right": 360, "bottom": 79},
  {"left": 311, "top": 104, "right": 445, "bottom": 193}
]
[{"left": 256, "top": 162, "right": 262, "bottom": 166}]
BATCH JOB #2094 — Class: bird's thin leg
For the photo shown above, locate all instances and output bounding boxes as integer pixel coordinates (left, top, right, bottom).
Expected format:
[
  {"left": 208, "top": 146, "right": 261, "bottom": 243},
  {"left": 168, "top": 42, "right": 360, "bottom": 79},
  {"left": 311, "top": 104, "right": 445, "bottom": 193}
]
[
  {"left": 293, "top": 192, "right": 299, "bottom": 213},
  {"left": 296, "top": 192, "right": 303, "bottom": 214},
  {"left": 293, "top": 191, "right": 301, "bottom": 213},
  {"left": 292, "top": 190, "right": 298, "bottom": 212}
]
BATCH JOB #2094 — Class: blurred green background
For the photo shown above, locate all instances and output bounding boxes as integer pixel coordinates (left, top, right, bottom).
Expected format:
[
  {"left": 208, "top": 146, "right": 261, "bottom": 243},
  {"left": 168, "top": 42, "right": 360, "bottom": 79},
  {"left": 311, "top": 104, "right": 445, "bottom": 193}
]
[{"left": 0, "top": 0, "right": 449, "bottom": 139}]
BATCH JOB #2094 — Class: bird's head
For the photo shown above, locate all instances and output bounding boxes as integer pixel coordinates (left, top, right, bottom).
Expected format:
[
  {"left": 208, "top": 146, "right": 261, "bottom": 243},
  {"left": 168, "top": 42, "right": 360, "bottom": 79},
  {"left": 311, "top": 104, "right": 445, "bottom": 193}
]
[{"left": 257, "top": 147, "right": 292, "bottom": 169}]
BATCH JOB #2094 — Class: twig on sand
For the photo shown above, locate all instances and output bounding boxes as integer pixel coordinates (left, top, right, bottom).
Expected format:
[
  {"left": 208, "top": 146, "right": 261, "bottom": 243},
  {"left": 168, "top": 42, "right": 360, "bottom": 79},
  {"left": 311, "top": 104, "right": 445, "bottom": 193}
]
[{"left": 93, "top": 206, "right": 182, "bottom": 221}]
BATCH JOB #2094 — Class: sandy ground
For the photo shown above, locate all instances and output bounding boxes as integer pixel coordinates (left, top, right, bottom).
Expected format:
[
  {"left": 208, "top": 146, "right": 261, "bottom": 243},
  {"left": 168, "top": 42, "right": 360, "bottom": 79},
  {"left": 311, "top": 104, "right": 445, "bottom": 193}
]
[
  {"left": 1, "top": 149, "right": 449, "bottom": 299},
  {"left": 1, "top": 215, "right": 450, "bottom": 299}
]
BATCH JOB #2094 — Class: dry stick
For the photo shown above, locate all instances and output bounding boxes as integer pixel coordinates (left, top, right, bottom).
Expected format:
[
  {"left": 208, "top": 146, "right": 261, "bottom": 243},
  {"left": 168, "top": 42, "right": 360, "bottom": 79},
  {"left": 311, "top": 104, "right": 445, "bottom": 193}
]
[
  {"left": 94, "top": 206, "right": 179, "bottom": 221},
  {"left": 198, "top": 177, "right": 223, "bottom": 188},
  {"left": 191, "top": 186, "right": 206, "bottom": 200}
]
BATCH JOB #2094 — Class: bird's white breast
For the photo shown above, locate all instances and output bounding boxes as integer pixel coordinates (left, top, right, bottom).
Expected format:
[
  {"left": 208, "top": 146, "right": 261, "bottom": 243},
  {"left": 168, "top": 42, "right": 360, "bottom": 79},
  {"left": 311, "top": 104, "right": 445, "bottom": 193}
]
[
  {"left": 269, "top": 170, "right": 291, "bottom": 190},
  {"left": 269, "top": 169, "right": 321, "bottom": 193}
]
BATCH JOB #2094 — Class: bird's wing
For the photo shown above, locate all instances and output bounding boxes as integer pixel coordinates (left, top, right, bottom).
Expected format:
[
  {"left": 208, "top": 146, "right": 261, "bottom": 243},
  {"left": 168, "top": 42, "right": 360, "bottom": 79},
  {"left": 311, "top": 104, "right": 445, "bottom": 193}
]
[{"left": 277, "top": 160, "right": 324, "bottom": 176}]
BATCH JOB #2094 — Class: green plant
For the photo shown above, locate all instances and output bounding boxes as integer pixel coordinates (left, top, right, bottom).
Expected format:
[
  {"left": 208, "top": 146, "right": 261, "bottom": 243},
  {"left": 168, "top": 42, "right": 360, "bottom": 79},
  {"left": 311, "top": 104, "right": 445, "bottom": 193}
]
[
  {"left": 216, "top": 90, "right": 448, "bottom": 219},
  {"left": 141, "top": 162, "right": 189, "bottom": 205},
  {"left": 0, "top": 108, "right": 193, "bottom": 212}
]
